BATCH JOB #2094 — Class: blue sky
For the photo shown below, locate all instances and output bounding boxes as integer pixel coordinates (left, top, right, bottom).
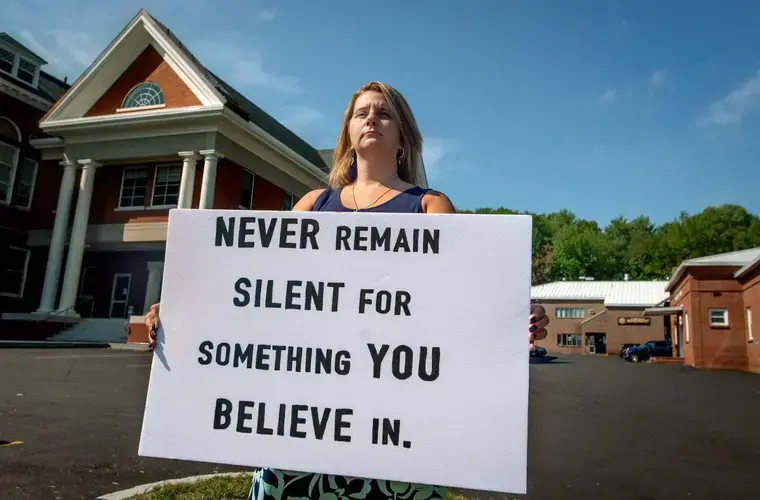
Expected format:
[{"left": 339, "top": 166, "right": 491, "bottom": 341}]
[{"left": 4, "top": 0, "right": 760, "bottom": 226}]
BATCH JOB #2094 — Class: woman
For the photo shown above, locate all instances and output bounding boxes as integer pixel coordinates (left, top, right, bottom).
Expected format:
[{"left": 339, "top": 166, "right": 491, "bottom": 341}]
[{"left": 145, "top": 81, "right": 550, "bottom": 499}]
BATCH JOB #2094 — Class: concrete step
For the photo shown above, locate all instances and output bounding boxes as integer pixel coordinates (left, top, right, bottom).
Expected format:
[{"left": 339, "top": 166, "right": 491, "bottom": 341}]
[{"left": 49, "top": 318, "right": 129, "bottom": 343}]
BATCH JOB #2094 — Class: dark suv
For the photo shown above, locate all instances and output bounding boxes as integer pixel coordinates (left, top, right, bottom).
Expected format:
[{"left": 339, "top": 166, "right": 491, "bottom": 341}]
[{"left": 622, "top": 340, "right": 672, "bottom": 363}]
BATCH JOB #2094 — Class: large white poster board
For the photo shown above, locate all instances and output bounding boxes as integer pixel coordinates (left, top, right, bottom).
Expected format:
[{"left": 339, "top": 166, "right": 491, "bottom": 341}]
[{"left": 139, "top": 209, "right": 532, "bottom": 494}]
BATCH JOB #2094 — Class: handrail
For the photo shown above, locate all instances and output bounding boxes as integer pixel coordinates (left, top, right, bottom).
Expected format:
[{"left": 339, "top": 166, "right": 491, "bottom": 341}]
[{"left": 35, "top": 296, "right": 95, "bottom": 325}]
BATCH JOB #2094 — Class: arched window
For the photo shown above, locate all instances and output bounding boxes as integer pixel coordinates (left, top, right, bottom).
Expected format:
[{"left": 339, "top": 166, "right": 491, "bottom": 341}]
[
  {"left": 121, "top": 82, "right": 165, "bottom": 109},
  {"left": 0, "top": 117, "right": 21, "bottom": 204},
  {"left": 0, "top": 117, "right": 21, "bottom": 143}
]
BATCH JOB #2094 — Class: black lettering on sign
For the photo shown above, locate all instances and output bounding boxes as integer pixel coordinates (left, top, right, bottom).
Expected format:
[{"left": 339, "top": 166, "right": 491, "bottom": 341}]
[
  {"left": 213, "top": 398, "right": 233, "bottom": 429},
  {"left": 198, "top": 341, "right": 213, "bottom": 365},
  {"left": 367, "top": 344, "right": 440, "bottom": 382},
  {"left": 238, "top": 280, "right": 345, "bottom": 312},
  {"left": 371, "top": 417, "right": 411, "bottom": 449},
  {"left": 213, "top": 400, "right": 354, "bottom": 442},
  {"left": 214, "top": 216, "right": 321, "bottom": 249},
  {"left": 334, "top": 226, "right": 440, "bottom": 254},
  {"left": 358, "top": 289, "right": 412, "bottom": 316},
  {"left": 233, "top": 278, "right": 251, "bottom": 307}
]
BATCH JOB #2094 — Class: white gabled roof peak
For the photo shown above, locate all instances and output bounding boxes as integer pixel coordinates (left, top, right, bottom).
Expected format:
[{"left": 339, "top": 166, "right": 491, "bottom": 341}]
[{"left": 40, "top": 9, "right": 224, "bottom": 126}]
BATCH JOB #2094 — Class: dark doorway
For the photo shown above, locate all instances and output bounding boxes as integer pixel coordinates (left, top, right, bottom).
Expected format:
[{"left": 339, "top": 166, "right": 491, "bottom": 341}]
[{"left": 586, "top": 333, "right": 607, "bottom": 354}]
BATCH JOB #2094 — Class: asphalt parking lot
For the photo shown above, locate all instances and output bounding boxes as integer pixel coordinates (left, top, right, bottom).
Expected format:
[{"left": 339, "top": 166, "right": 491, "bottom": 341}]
[{"left": 1, "top": 349, "right": 759, "bottom": 500}]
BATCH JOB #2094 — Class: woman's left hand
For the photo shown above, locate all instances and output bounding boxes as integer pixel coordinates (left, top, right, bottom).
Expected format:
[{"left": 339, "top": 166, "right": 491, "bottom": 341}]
[{"left": 529, "top": 304, "right": 549, "bottom": 342}]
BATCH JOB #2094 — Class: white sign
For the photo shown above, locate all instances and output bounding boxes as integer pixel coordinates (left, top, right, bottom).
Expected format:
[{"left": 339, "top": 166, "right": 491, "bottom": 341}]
[{"left": 139, "top": 209, "right": 532, "bottom": 494}]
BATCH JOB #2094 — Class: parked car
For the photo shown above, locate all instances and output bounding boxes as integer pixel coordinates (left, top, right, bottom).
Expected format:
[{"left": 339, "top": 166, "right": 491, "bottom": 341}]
[
  {"left": 530, "top": 345, "right": 547, "bottom": 357},
  {"left": 622, "top": 340, "right": 672, "bottom": 363},
  {"left": 619, "top": 343, "right": 638, "bottom": 358}
]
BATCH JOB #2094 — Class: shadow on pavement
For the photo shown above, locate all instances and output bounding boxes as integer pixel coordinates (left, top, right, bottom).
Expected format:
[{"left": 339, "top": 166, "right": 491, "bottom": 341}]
[{"left": 530, "top": 355, "right": 570, "bottom": 364}]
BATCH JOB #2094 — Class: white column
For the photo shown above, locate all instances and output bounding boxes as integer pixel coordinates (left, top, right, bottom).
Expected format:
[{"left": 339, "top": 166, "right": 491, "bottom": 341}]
[
  {"left": 35, "top": 159, "right": 78, "bottom": 313},
  {"left": 177, "top": 151, "right": 199, "bottom": 209},
  {"left": 56, "top": 159, "right": 99, "bottom": 315},
  {"left": 142, "top": 261, "right": 164, "bottom": 314},
  {"left": 198, "top": 150, "right": 223, "bottom": 209}
]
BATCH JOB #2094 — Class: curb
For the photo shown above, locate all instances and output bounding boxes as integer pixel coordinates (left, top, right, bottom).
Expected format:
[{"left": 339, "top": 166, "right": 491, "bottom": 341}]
[
  {"left": 0, "top": 341, "right": 151, "bottom": 351},
  {"left": 0, "top": 340, "right": 110, "bottom": 349},
  {"left": 94, "top": 472, "right": 251, "bottom": 500}
]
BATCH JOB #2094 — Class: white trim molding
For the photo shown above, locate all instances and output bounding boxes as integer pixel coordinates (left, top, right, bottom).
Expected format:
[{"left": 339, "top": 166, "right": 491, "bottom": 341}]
[{"left": 40, "top": 10, "right": 225, "bottom": 125}]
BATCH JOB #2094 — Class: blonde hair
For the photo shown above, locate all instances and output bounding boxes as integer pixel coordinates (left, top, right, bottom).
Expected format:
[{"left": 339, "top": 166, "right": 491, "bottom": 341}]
[{"left": 328, "top": 81, "right": 423, "bottom": 188}]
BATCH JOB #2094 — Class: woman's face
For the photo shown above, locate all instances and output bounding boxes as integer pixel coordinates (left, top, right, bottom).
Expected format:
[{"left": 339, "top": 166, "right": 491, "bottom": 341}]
[{"left": 348, "top": 90, "right": 402, "bottom": 156}]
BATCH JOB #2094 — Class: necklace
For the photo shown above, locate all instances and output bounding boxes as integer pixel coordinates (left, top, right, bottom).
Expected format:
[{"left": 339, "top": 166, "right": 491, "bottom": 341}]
[{"left": 351, "top": 183, "right": 395, "bottom": 212}]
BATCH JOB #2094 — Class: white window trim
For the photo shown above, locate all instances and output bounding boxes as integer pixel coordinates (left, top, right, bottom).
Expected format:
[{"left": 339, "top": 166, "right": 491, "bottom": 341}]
[
  {"left": 120, "top": 82, "right": 166, "bottom": 111},
  {"left": 116, "top": 103, "right": 166, "bottom": 113},
  {"left": 149, "top": 164, "right": 181, "bottom": 209},
  {"left": 13, "top": 157, "right": 38, "bottom": 211},
  {"left": 557, "top": 333, "right": 582, "bottom": 347},
  {"left": 116, "top": 166, "right": 149, "bottom": 210},
  {"left": 747, "top": 308, "right": 754, "bottom": 342},
  {"left": 0, "top": 246, "right": 30, "bottom": 298},
  {"left": 684, "top": 312, "right": 690, "bottom": 344},
  {"left": 0, "top": 140, "right": 20, "bottom": 205},
  {"left": 238, "top": 168, "right": 256, "bottom": 210},
  {"left": 708, "top": 308, "right": 729, "bottom": 327},
  {"left": 17, "top": 56, "right": 40, "bottom": 88},
  {"left": 0, "top": 48, "right": 40, "bottom": 89}
]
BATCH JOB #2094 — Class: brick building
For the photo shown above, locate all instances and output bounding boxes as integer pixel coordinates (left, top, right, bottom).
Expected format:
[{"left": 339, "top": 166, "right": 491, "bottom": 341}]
[
  {"left": 531, "top": 280, "right": 669, "bottom": 355},
  {"left": 645, "top": 247, "right": 760, "bottom": 374},
  {"left": 1, "top": 32, "right": 70, "bottom": 322},
  {"left": 0, "top": 10, "right": 429, "bottom": 343}
]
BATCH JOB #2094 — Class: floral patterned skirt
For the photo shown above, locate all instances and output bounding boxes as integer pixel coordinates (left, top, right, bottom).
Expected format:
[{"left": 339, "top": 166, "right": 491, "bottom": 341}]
[{"left": 248, "top": 467, "right": 447, "bottom": 500}]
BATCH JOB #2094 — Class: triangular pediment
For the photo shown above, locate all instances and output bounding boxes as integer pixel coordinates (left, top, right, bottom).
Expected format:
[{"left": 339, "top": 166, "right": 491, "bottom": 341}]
[{"left": 40, "top": 9, "right": 224, "bottom": 126}]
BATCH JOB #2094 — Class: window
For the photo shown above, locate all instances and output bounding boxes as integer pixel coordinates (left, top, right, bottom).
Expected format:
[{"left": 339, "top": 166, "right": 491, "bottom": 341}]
[
  {"left": 16, "top": 58, "right": 37, "bottom": 85},
  {"left": 150, "top": 165, "right": 181, "bottom": 207},
  {"left": 0, "top": 47, "right": 39, "bottom": 87},
  {"left": 0, "top": 117, "right": 21, "bottom": 204},
  {"left": 119, "top": 168, "right": 148, "bottom": 208},
  {"left": 555, "top": 307, "right": 585, "bottom": 319},
  {"left": 684, "top": 312, "right": 690, "bottom": 343},
  {"left": 239, "top": 169, "right": 255, "bottom": 209},
  {"left": 283, "top": 192, "right": 294, "bottom": 210},
  {"left": 0, "top": 246, "right": 30, "bottom": 298},
  {"left": 0, "top": 46, "right": 13, "bottom": 74},
  {"left": 121, "top": 82, "right": 165, "bottom": 109},
  {"left": 557, "top": 334, "right": 582, "bottom": 347},
  {"left": 708, "top": 308, "right": 729, "bottom": 327},
  {"left": 11, "top": 158, "right": 38, "bottom": 209},
  {"left": 747, "top": 308, "right": 753, "bottom": 342}
]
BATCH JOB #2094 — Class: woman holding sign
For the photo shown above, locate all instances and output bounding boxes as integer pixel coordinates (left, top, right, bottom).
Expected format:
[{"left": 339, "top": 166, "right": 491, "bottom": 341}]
[{"left": 145, "top": 81, "right": 549, "bottom": 500}]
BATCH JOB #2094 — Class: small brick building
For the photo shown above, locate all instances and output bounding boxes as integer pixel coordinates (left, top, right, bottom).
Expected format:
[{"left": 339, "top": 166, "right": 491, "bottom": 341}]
[
  {"left": 531, "top": 280, "right": 669, "bottom": 355},
  {"left": 645, "top": 248, "right": 760, "bottom": 374}
]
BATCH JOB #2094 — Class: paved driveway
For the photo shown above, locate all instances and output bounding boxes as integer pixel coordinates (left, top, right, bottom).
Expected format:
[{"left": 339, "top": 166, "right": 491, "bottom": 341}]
[{"left": 1, "top": 349, "right": 759, "bottom": 499}]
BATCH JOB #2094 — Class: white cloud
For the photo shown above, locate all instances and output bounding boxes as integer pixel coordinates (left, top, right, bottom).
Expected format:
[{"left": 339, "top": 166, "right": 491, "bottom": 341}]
[
  {"left": 699, "top": 70, "right": 760, "bottom": 126},
  {"left": 193, "top": 40, "right": 300, "bottom": 93},
  {"left": 599, "top": 89, "right": 616, "bottom": 103},
  {"left": 650, "top": 70, "right": 668, "bottom": 89},
  {"left": 422, "top": 137, "right": 461, "bottom": 178},
  {"left": 281, "top": 106, "right": 323, "bottom": 132}
]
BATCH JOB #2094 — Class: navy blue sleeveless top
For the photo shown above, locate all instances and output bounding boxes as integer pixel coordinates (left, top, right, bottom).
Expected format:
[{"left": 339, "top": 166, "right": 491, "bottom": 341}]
[{"left": 312, "top": 186, "right": 430, "bottom": 213}]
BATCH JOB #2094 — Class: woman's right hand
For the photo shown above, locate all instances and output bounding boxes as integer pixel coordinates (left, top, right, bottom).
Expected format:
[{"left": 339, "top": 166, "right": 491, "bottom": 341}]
[{"left": 145, "top": 303, "right": 160, "bottom": 350}]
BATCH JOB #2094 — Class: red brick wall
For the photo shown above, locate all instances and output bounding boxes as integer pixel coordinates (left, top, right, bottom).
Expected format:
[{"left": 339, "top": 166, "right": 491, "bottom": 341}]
[
  {"left": 670, "top": 268, "right": 749, "bottom": 371},
  {"left": 742, "top": 271, "right": 760, "bottom": 374},
  {"left": 85, "top": 45, "right": 201, "bottom": 116},
  {"left": 254, "top": 175, "right": 287, "bottom": 210}
]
